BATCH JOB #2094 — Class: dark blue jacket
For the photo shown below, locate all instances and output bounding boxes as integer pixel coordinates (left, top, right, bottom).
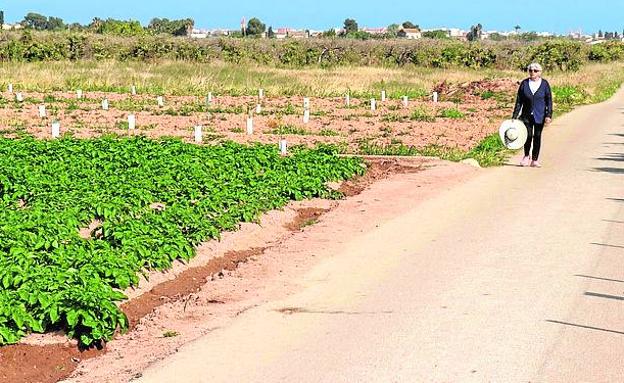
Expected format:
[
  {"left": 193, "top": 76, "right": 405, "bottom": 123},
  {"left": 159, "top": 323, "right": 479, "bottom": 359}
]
[{"left": 512, "top": 78, "right": 553, "bottom": 124}]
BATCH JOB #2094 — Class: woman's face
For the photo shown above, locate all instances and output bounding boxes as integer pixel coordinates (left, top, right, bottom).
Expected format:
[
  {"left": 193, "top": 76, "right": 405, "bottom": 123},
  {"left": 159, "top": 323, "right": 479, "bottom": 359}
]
[{"left": 528, "top": 68, "right": 542, "bottom": 80}]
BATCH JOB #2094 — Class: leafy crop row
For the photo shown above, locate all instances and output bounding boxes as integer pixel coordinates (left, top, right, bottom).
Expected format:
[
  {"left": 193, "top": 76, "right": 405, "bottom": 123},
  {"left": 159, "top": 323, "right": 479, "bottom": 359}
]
[{"left": 0, "top": 136, "right": 364, "bottom": 346}]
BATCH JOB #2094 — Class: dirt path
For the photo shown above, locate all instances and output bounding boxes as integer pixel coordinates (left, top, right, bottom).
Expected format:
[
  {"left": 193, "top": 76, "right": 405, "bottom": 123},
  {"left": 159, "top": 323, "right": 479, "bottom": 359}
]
[{"left": 134, "top": 89, "right": 624, "bottom": 383}]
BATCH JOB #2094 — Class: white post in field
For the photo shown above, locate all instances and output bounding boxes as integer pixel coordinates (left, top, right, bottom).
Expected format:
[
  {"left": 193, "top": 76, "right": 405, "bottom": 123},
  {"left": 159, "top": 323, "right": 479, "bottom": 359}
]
[
  {"left": 246, "top": 117, "right": 254, "bottom": 135},
  {"left": 402, "top": 96, "right": 409, "bottom": 107},
  {"left": 279, "top": 139, "right": 288, "bottom": 155},
  {"left": 102, "top": 99, "right": 109, "bottom": 110},
  {"left": 128, "top": 114, "right": 136, "bottom": 130},
  {"left": 51, "top": 121, "right": 60, "bottom": 138},
  {"left": 433, "top": 91, "right": 439, "bottom": 103},
  {"left": 157, "top": 96, "right": 164, "bottom": 107},
  {"left": 381, "top": 90, "right": 386, "bottom": 102},
  {"left": 194, "top": 125, "right": 203, "bottom": 143},
  {"left": 303, "top": 109, "right": 310, "bottom": 124},
  {"left": 345, "top": 94, "right": 350, "bottom": 107},
  {"left": 38, "top": 105, "right": 46, "bottom": 118},
  {"left": 370, "top": 98, "right": 376, "bottom": 111}
]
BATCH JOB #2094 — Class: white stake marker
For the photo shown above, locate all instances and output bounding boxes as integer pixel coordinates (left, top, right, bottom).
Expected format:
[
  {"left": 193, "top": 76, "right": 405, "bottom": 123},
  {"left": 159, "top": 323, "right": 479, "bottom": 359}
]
[
  {"left": 303, "top": 97, "right": 310, "bottom": 110},
  {"left": 76, "top": 89, "right": 83, "bottom": 99},
  {"left": 402, "top": 96, "right": 409, "bottom": 107},
  {"left": 38, "top": 105, "right": 46, "bottom": 118},
  {"left": 102, "top": 99, "right": 109, "bottom": 110},
  {"left": 157, "top": 96, "right": 164, "bottom": 107},
  {"left": 256, "top": 104, "right": 262, "bottom": 114},
  {"left": 194, "top": 125, "right": 203, "bottom": 143},
  {"left": 8, "top": 83, "right": 13, "bottom": 93},
  {"left": 15, "top": 93, "right": 23, "bottom": 102},
  {"left": 370, "top": 98, "right": 376, "bottom": 111},
  {"left": 246, "top": 117, "right": 254, "bottom": 135},
  {"left": 381, "top": 90, "right": 386, "bottom": 102},
  {"left": 279, "top": 139, "right": 288, "bottom": 155},
  {"left": 128, "top": 114, "right": 136, "bottom": 130},
  {"left": 345, "top": 94, "right": 350, "bottom": 107},
  {"left": 207, "top": 92, "right": 213, "bottom": 103},
  {"left": 303, "top": 109, "right": 310, "bottom": 124},
  {"left": 258, "top": 89, "right": 264, "bottom": 99},
  {"left": 131, "top": 85, "right": 137, "bottom": 95},
  {"left": 51, "top": 121, "right": 60, "bottom": 138},
  {"left": 433, "top": 91, "right": 439, "bottom": 103}
]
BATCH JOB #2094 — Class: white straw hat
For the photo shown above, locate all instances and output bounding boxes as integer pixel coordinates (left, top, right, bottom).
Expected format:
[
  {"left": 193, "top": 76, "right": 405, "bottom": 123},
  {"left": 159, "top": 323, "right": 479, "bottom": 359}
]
[{"left": 499, "top": 119, "right": 528, "bottom": 150}]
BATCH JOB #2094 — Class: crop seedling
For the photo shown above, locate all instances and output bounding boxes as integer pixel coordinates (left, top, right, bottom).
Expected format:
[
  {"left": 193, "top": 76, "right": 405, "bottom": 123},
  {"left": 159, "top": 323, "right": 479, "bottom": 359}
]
[{"left": 439, "top": 107, "right": 465, "bottom": 119}]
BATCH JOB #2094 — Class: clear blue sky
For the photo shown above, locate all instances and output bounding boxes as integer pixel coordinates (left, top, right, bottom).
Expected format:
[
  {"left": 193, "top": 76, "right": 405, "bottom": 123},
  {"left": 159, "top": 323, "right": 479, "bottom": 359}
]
[{"left": 2, "top": 0, "right": 623, "bottom": 34}]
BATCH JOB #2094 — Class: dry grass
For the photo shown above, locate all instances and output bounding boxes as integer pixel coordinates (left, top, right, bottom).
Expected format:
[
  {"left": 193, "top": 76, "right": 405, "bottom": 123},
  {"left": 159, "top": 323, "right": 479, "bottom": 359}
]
[{"left": 0, "top": 60, "right": 622, "bottom": 99}]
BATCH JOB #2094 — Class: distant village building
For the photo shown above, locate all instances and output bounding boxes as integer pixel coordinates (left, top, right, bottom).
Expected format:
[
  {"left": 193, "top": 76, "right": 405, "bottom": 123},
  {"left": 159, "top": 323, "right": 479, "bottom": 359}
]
[
  {"left": 275, "top": 28, "right": 309, "bottom": 39},
  {"left": 361, "top": 27, "right": 387, "bottom": 35},
  {"left": 190, "top": 29, "right": 209, "bottom": 39},
  {"left": 2, "top": 23, "right": 22, "bottom": 31},
  {"left": 397, "top": 28, "right": 422, "bottom": 39}
]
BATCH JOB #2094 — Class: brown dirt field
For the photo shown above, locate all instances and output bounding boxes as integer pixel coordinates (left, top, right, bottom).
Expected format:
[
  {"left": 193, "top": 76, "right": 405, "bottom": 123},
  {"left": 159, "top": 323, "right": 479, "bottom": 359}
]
[
  {"left": 0, "top": 79, "right": 517, "bottom": 152},
  {"left": 0, "top": 344, "right": 101, "bottom": 383},
  {"left": 0, "top": 157, "right": 436, "bottom": 383}
]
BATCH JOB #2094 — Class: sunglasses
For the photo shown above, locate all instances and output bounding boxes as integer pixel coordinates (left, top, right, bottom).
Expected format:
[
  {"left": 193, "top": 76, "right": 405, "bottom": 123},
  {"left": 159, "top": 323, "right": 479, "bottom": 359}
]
[{"left": 528, "top": 69, "right": 541, "bottom": 73}]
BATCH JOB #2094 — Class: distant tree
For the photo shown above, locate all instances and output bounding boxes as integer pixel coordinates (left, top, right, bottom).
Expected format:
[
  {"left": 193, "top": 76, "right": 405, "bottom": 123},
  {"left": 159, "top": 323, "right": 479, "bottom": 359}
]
[
  {"left": 346, "top": 30, "right": 371, "bottom": 40},
  {"left": 615, "top": 31, "right": 620, "bottom": 39},
  {"left": 422, "top": 30, "right": 449, "bottom": 39},
  {"left": 467, "top": 23, "right": 483, "bottom": 41},
  {"left": 0, "top": 11, "right": 4, "bottom": 26},
  {"left": 246, "top": 17, "right": 266, "bottom": 37},
  {"left": 230, "top": 30, "right": 244, "bottom": 38},
  {"left": 46, "top": 16, "right": 65, "bottom": 31},
  {"left": 90, "top": 18, "right": 145, "bottom": 36},
  {"left": 598, "top": 30, "right": 603, "bottom": 38},
  {"left": 517, "top": 32, "right": 540, "bottom": 42},
  {"left": 267, "top": 26, "right": 275, "bottom": 38},
  {"left": 489, "top": 32, "right": 507, "bottom": 41},
  {"left": 22, "top": 12, "right": 65, "bottom": 31},
  {"left": 343, "top": 18, "right": 358, "bottom": 34},
  {"left": 402, "top": 21, "right": 418, "bottom": 29},
  {"left": 387, "top": 23, "right": 400, "bottom": 37},
  {"left": 148, "top": 18, "right": 194, "bottom": 36},
  {"left": 514, "top": 25, "right": 521, "bottom": 33},
  {"left": 68, "top": 22, "right": 84, "bottom": 31},
  {"left": 321, "top": 28, "right": 336, "bottom": 38},
  {"left": 22, "top": 12, "right": 49, "bottom": 30}
]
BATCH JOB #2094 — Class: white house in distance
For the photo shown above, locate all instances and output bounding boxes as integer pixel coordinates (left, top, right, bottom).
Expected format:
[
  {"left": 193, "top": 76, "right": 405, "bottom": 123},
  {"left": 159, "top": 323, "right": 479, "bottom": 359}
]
[
  {"left": 398, "top": 28, "right": 422, "bottom": 39},
  {"left": 190, "top": 29, "right": 209, "bottom": 38},
  {"left": 361, "top": 27, "right": 387, "bottom": 35},
  {"left": 275, "top": 28, "right": 309, "bottom": 39},
  {"left": 2, "top": 23, "right": 23, "bottom": 30}
]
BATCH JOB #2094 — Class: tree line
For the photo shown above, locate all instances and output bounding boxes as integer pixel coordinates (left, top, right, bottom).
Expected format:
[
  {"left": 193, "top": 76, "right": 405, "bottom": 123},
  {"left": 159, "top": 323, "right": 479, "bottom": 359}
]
[{"left": 2, "top": 11, "right": 193, "bottom": 36}]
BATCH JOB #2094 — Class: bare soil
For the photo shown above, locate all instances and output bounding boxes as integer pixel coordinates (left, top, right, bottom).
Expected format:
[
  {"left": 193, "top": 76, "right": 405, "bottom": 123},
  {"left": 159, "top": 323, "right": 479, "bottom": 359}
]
[{"left": 0, "top": 79, "right": 516, "bottom": 151}]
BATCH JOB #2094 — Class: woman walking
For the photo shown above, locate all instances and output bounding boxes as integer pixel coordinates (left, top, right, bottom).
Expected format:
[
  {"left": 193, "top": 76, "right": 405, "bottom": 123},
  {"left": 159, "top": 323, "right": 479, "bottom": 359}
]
[{"left": 512, "top": 63, "right": 553, "bottom": 167}]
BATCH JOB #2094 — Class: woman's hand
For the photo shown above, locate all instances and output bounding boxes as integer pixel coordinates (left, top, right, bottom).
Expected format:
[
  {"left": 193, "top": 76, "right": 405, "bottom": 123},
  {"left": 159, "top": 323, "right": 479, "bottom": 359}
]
[{"left": 545, "top": 117, "right": 552, "bottom": 125}]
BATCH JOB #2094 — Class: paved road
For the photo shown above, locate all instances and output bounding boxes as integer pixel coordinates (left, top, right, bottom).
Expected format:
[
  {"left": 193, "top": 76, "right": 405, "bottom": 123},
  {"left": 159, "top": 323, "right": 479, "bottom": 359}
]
[{"left": 137, "top": 89, "right": 624, "bottom": 383}]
